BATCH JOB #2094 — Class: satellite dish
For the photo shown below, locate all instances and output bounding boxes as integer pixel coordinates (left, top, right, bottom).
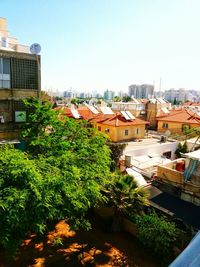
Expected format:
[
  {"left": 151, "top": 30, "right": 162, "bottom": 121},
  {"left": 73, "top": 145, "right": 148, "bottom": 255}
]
[{"left": 30, "top": 43, "right": 41, "bottom": 54}]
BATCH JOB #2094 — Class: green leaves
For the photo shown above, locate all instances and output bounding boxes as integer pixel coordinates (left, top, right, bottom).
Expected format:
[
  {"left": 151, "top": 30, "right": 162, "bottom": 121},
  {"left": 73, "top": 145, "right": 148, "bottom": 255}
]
[
  {"left": 136, "top": 212, "right": 178, "bottom": 264},
  {"left": 0, "top": 98, "right": 112, "bottom": 253},
  {"left": 106, "top": 173, "right": 149, "bottom": 216}
]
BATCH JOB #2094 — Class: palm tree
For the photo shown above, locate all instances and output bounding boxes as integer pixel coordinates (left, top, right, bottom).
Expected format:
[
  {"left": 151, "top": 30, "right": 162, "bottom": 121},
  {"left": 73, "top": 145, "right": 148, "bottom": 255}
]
[{"left": 106, "top": 173, "right": 149, "bottom": 232}]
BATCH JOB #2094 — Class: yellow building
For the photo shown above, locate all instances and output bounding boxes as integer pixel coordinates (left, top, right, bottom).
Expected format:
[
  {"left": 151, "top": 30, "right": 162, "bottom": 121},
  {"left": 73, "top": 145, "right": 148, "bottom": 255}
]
[
  {"left": 90, "top": 113, "right": 149, "bottom": 142},
  {"left": 146, "top": 98, "right": 171, "bottom": 129},
  {"left": 56, "top": 106, "right": 149, "bottom": 142},
  {"left": 157, "top": 109, "right": 200, "bottom": 134}
]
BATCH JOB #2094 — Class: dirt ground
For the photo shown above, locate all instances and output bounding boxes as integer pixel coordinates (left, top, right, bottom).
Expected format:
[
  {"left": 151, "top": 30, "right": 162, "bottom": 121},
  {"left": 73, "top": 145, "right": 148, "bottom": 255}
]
[{"left": 0, "top": 217, "right": 158, "bottom": 267}]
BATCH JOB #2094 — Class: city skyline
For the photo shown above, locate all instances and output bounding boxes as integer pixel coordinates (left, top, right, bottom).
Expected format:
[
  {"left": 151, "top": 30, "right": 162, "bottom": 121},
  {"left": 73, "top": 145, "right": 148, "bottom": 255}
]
[{"left": 2, "top": 0, "right": 200, "bottom": 92}]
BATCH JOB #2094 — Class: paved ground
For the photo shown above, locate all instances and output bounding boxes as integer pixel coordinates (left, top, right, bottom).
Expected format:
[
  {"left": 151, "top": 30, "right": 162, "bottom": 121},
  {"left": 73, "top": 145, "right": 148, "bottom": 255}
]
[{"left": 0, "top": 217, "right": 158, "bottom": 267}]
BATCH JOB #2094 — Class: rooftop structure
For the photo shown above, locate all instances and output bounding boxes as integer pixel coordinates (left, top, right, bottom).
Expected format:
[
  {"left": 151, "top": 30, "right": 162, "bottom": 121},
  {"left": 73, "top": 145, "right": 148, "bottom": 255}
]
[
  {"left": 0, "top": 17, "right": 41, "bottom": 140},
  {"left": 55, "top": 105, "right": 149, "bottom": 142},
  {"left": 157, "top": 149, "right": 200, "bottom": 205},
  {"left": 157, "top": 108, "right": 200, "bottom": 134},
  {"left": 0, "top": 17, "right": 29, "bottom": 53}
]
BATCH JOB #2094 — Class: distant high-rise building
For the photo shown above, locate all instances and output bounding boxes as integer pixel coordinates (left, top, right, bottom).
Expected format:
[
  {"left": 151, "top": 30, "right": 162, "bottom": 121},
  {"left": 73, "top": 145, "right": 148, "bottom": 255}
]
[
  {"left": 164, "top": 88, "right": 188, "bottom": 103},
  {"left": 63, "top": 89, "right": 77, "bottom": 98},
  {"left": 104, "top": 89, "right": 115, "bottom": 100},
  {"left": 128, "top": 84, "right": 154, "bottom": 99},
  {"left": 166, "top": 89, "right": 200, "bottom": 103}
]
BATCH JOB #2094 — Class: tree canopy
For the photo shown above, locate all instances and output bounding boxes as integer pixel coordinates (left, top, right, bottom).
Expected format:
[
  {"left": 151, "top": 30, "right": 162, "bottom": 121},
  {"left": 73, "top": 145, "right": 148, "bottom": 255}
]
[
  {"left": 0, "top": 98, "right": 151, "bottom": 254},
  {"left": 0, "top": 98, "right": 112, "bottom": 252}
]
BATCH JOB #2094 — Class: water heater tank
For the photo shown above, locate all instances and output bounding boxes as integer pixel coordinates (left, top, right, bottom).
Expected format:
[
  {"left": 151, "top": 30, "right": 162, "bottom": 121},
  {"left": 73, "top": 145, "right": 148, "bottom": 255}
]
[
  {"left": 0, "top": 17, "right": 7, "bottom": 31},
  {"left": 125, "top": 155, "right": 132, "bottom": 168}
]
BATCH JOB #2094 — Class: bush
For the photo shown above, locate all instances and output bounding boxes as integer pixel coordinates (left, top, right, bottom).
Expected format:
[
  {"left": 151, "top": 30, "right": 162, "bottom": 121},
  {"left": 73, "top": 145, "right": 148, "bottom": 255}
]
[{"left": 135, "top": 212, "right": 178, "bottom": 265}]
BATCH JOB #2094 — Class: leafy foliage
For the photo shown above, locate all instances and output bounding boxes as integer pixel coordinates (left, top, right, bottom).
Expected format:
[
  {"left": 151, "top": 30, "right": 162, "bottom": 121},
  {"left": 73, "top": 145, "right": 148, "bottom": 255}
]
[
  {"left": 0, "top": 98, "right": 112, "bottom": 252},
  {"left": 136, "top": 212, "right": 178, "bottom": 264},
  {"left": 122, "top": 96, "right": 132, "bottom": 102},
  {"left": 105, "top": 174, "right": 149, "bottom": 231},
  {"left": 108, "top": 142, "right": 127, "bottom": 171},
  {"left": 0, "top": 146, "right": 46, "bottom": 252},
  {"left": 113, "top": 96, "right": 121, "bottom": 102},
  {"left": 175, "top": 142, "right": 188, "bottom": 158}
]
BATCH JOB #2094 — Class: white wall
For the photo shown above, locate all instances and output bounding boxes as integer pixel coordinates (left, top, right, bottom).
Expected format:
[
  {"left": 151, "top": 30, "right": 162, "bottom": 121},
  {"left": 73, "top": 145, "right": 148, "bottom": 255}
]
[{"left": 124, "top": 141, "right": 178, "bottom": 160}]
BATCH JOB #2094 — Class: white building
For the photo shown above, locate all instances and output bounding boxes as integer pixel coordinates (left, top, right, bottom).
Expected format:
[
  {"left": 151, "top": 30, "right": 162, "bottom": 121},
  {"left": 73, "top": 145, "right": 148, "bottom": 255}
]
[
  {"left": 128, "top": 84, "right": 154, "bottom": 99},
  {"left": 164, "top": 88, "right": 200, "bottom": 103},
  {"left": 0, "top": 17, "right": 29, "bottom": 53}
]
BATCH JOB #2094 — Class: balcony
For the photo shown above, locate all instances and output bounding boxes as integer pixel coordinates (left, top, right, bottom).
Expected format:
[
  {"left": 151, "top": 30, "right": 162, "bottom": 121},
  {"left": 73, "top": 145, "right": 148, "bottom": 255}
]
[{"left": 157, "top": 158, "right": 200, "bottom": 197}]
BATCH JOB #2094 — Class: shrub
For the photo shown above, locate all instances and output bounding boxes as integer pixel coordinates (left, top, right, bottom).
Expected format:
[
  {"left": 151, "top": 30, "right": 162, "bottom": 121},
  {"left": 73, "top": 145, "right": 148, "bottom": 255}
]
[{"left": 136, "top": 212, "right": 178, "bottom": 264}]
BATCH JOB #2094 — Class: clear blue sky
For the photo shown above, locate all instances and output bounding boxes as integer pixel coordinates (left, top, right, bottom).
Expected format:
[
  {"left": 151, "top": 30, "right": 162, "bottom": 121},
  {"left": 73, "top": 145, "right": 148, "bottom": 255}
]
[{"left": 1, "top": 0, "right": 200, "bottom": 93}]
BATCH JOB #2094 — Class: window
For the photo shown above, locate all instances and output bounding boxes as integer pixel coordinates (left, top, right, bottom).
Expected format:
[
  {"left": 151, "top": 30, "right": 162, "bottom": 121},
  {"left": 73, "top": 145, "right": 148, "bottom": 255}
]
[
  {"left": 98, "top": 126, "right": 101, "bottom": 131},
  {"left": 0, "top": 100, "right": 9, "bottom": 110},
  {"left": 0, "top": 58, "right": 10, "bottom": 88},
  {"left": 136, "top": 128, "right": 140, "bottom": 134},
  {"left": 3, "top": 58, "right": 10, "bottom": 74},
  {"left": 162, "top": 123, "right": 168, "bottom": 129},
  {"left": 11, "top": 57, "right": 38, "bottom": 89},
  {"left": 163, "top": 151, "right": 171, "bottom": 159},
  {"left": 105, "top": 128, "right": 110, "bottom": 133},
  {"left": 14, "top": 101, "right": 25, "bottom": 110},
  {"left": 125, "top": 129, "right": 129, "bottom": 136}
]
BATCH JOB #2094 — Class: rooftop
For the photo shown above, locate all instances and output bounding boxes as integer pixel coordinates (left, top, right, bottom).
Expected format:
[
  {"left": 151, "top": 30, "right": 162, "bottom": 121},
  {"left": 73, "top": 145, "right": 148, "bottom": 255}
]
[
  {"left": 157, "top": 108, "right": 200, "bottom": 124},
  {"left": 55, "top": 106, "right": 149, "bottom": 127},
  {"left": 183, "top": 149, "right": 200, "bottom": 160}
]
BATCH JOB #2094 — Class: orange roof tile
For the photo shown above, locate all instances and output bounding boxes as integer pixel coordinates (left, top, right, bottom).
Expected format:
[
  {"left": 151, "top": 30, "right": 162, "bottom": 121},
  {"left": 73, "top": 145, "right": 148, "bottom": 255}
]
[
  {"left": 157, "top": 109, "right": 200, "bottom": 124},
  {"left": 183, "top": 102, "right": 200, "bottom": 106},
  {"left": 90, "top": 113, "right": 149, "bottom": 127},
  {"left": 54, "top": 106, "right": 149, "bottom": 126}
]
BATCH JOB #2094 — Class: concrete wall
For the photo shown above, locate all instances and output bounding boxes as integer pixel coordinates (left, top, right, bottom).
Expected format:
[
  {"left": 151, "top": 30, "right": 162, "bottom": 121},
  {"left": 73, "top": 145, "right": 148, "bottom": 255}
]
[
  {"left": 0, "top": 89, "right": 38, "bottom": 100},
  {"left": 157, "top": 164, "right": 184, "bottom": 185},
  {"left": 96, "top": 123, "right": 146, "bottom": 142},
  {"left": 157, "top": 121, "right": 199, "bottom": 133},
  {"left": 124, "top": 141, "right": 178, "bottom": 160}
]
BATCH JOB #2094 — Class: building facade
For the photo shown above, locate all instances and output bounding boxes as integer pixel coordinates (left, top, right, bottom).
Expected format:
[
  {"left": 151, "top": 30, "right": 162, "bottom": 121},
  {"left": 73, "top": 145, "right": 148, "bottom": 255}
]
[
  {"left": 157, "top": 109, "right": 200, "bottom": 134},
  {"left": 163, "top": 88, "right": 200, "bottom": 103},
  {"left": 0, "top": 18, "right": 41, "bottom": 139},
  {"left": 128, "top": 84, "right": 154, "bottom": 99},
  {"left": 104, "top": 89, "right": 115, "bottom": 101}
]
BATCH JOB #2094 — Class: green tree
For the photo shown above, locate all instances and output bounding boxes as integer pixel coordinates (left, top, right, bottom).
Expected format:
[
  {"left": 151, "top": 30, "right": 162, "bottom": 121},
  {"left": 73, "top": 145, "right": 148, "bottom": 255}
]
[
  {"left": 108, "top": 142, "right": 127, "bottom": 171},
  {"left": 184, "top": 126, "right": 200, "bottom": 151},
  {"left": 71, "top": 98, "right": 79, "bottom": 105},
  {"left": 0, "top": 146, "right": 48, "bottom": 252},
  {"left": 122, "top": 96, "right": 132, "bottom": 102},
  {"left": 105, "top": 174, "right": 149, "bottom": 232},
  {"left": 0, "top": 98, "right": 113, "bottom": 253},
  {"left": 113, "top": 96, "right": 121, "bottom": 102},
  {"left": 175, "top": 142, "right": 188, "bottom": 158}
]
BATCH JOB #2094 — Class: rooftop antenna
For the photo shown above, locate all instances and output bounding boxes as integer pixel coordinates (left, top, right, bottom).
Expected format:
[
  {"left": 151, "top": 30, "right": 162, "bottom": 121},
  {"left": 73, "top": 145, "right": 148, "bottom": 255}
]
[{"left": 159, "top": 77, "right": 162, "bottom": 97}]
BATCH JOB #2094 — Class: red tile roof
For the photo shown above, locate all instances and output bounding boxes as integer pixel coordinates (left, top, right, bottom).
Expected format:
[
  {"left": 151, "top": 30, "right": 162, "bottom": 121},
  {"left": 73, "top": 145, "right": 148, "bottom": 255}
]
[
  {"left": 90, "top": 113, "right": 149, "bottom": 127},
  {"left": 55, "top": 106, "right": 149, "bottom": 127},
  {"left": 183, "top": 102, "right": 200, "bottom": 106},
  {"left": 55, "top": 106, "right": 95, "bottom": 120},
  {"left": 157, "top": 108, "right": 200, "bottom": 124}
]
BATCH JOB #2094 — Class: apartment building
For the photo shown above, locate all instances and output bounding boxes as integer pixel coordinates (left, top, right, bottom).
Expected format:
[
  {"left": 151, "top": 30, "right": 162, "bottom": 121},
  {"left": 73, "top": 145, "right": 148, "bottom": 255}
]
[
  {"left": 128, "top": 84, "right": 154, "bottom": 99},
  {"left": 0, "top": 17, "right": 41, "bottom": 139}
]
